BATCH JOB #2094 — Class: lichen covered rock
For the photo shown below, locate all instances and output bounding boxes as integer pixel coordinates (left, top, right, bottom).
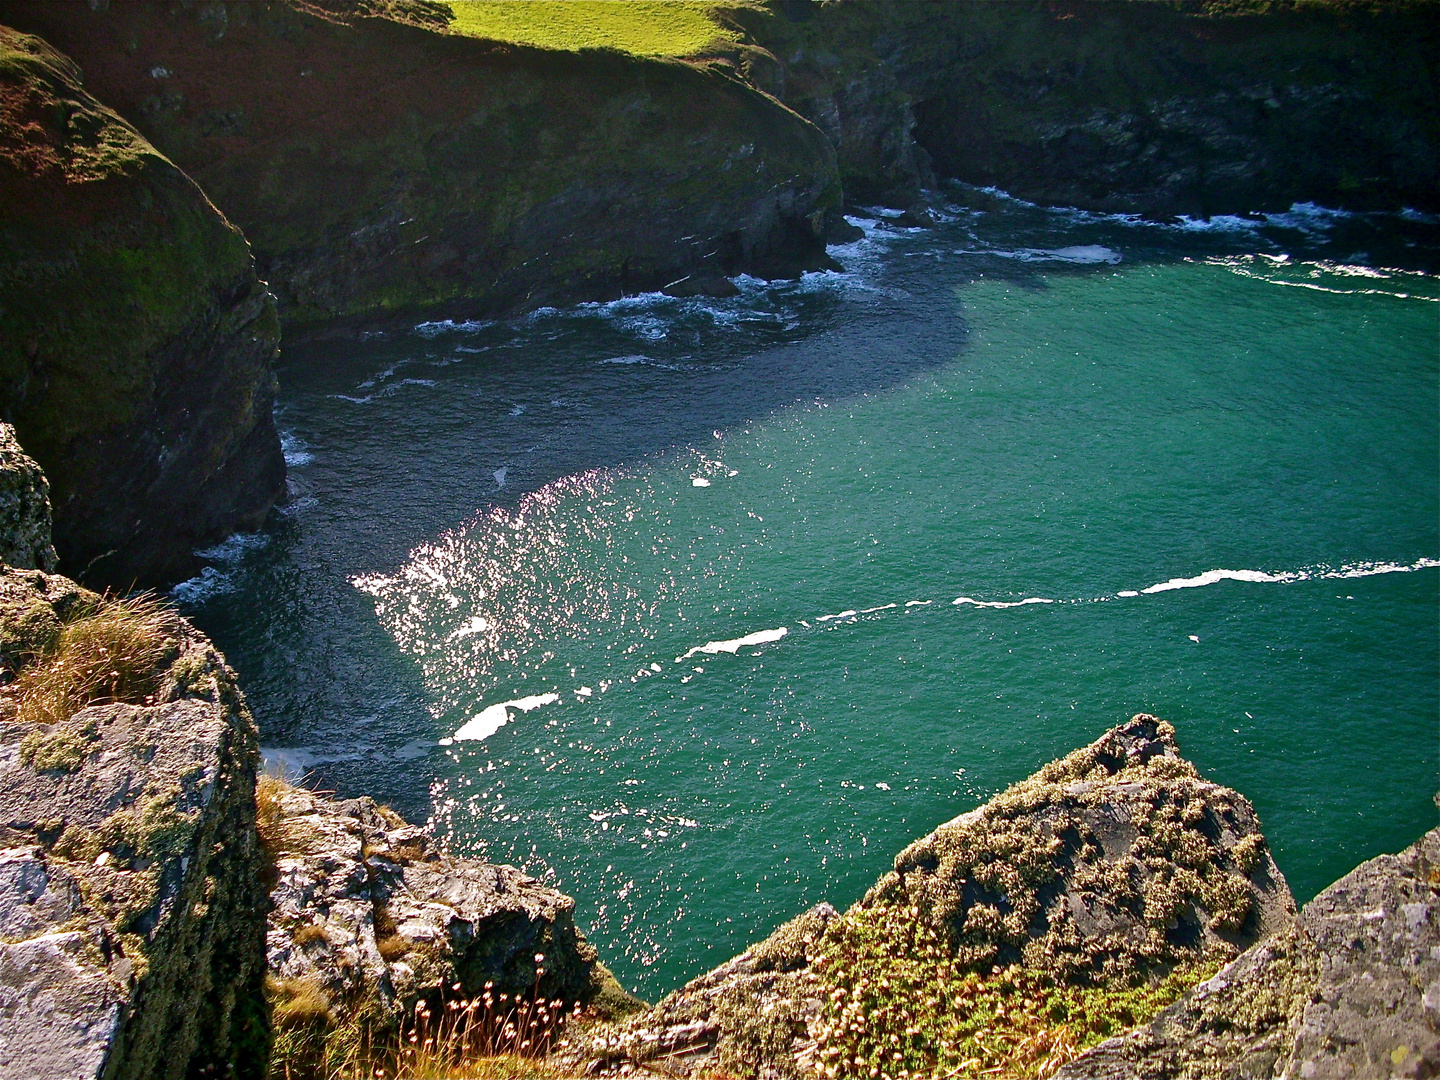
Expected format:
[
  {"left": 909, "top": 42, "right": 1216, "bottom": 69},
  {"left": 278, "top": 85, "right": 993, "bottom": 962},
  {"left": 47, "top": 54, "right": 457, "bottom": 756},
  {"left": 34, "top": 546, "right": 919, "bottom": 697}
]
[
  {"left": 0, "top": 26, "right": 284, "bottom": 587},
  {"left": 0, "top": 422, "right": 55, "bottom": 572},
  {"left": 262, "top": 778, "right": 636, "bottom": 1064},
  {"left": 0, "top": 566, "right": 267, "bottom": 1079},
  {"left": 566, "top": 715, "right": 1293, "bottom": 1078},
  {"left": 1057, "top": 823, "right": 1440, "bottom": 1080}
]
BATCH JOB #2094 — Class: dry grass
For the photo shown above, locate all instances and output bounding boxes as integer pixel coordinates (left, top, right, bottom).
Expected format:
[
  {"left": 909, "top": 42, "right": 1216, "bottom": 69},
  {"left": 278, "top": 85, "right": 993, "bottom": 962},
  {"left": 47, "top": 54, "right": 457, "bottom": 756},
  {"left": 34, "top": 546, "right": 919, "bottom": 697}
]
[
  {"left": 11, "top": 592, "right": 172, "bottom": 727},
  {"left": 267, "top": 975, "right": 578, "bottom": 1080},
  {"left": 257, "top": 773, "right": 316, "bottom": 860}
]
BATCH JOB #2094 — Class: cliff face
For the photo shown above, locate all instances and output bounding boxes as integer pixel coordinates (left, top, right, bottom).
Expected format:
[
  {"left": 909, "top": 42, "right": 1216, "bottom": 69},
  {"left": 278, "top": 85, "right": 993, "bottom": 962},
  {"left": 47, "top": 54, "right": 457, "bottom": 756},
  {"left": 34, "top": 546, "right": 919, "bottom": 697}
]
[
  {"left": 0, "top": 423, "right": 55, "bottom": 573},
  {"left": 729, "top": 0, "right": 1439, "bottom": 217},
  {"left": 567, "top": 716, "right": 1295, "bottom": 1078},
  {"left": 0, "top": 1, "right": 841, "bottom": 337},
  {"left": 0, "top": 27, "right": 284, "bottom": 589},
  {"left": 0, "top": 567, "right": 268, "bottom": 1080},
  {"left": 1058, "top": 822, "right": 1440, "bottom": 1079}
]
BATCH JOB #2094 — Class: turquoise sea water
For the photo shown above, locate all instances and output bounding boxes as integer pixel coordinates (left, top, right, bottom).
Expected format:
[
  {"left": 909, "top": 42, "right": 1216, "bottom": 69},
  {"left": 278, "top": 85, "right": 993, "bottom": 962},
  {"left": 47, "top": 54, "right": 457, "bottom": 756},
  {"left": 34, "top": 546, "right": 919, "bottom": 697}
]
[{"left": 181, "top": 191, "right": 1439, "bottom": 998}]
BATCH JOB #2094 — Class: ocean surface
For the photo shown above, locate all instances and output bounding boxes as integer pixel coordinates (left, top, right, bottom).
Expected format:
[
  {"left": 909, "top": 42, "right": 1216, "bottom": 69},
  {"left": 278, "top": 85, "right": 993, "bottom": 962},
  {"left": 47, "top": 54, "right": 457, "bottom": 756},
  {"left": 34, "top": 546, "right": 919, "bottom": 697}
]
[{"left": 180, "top": 187, "right": 1440, "bottom": 999}]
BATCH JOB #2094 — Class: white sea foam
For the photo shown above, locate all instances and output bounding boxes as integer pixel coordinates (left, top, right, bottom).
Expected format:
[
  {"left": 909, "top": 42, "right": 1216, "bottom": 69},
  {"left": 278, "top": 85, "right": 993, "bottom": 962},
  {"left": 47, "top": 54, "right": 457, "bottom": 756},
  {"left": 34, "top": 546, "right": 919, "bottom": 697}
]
[
  {"left": 817, "top": 610, "right": 857, "bottom": 621},
  {"left": 953, "top": 596, "right": 1055, "bottom": 608},
  {"left": 678, "top": 627, "right": 787, "bottom": 661},
  {"left": 448, "top": 615, "right": 490, "bottom": 642},
  {"left": 334, "top": 378, "right": 439, "bottom": 404},
  {"left": 691, "top": 477, "right": 711, "bottom": 487},
  {"left": 1141, "top": 568, "right": 1297, "bottom": 593},
  {"left": 1135, "top": 559, "right": 1440, "bottom": 595},
  {"left": 905, "top": 599, "right": 932, "bottom": 607},
  {"left": 964, "top": 245, "right": 1121, "bottom": 265},
  {"left": 280, "top": 431, "right": 313, "bottom": 466},
  {"left": 1208, "top": 255, "right": 1438, "bottom": 302},
  {"left": 171, "top": 531, "right": 271, "bottom": 604},
  {"left": 415, "top": 318, "right": 493, "bottom": 338},
  {"left": 448, "top": 693, "right": 560, "bottom": 743}
]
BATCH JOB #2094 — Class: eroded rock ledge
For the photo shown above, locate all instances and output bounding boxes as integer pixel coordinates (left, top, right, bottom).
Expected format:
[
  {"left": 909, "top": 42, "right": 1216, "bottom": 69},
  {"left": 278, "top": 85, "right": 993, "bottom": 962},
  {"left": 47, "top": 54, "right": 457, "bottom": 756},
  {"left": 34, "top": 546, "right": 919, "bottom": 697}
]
[
  {"left": 262, "top": 778, "right": 639, "bottom": 1068},
  {"left": 564, "top": 716, "right": 1295, "bottom": 1078},
  {"left": 1057, "top": 823, "right": 1440, "bottom": 1080}
]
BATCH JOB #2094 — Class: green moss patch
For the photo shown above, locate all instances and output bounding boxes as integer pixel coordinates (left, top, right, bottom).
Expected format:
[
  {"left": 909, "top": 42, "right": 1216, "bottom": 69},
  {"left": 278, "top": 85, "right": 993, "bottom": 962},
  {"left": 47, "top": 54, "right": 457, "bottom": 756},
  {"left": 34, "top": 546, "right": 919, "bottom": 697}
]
[{"left": 442, "top": 1, "right": 749, "bottom": 57}]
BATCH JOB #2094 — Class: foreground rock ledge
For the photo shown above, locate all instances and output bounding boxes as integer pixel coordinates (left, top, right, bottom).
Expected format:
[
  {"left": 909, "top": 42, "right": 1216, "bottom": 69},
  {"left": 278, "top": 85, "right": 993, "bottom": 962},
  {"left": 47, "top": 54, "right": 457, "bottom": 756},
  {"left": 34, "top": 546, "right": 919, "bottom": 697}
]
[
  {"left": 1057, "top": 823, "right": 1440, "bottom": 1080},
  {"left": 564, "top": 715, "right": 1294, "bottom": 1078},
  {"left": 0, "top": 567, "right": 266, "bottom": 1080},
  {"left": 264, "top": 779, "right": 639, "bottom": 1057}
]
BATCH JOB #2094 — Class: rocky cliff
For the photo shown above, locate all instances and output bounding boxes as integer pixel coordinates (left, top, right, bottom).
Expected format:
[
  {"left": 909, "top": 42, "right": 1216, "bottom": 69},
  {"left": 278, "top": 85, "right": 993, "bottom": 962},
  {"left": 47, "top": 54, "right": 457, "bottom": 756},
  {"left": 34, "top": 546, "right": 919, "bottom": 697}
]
[
  {"left": 262, "top": 777, "right": 637, "bottom": 1074},
  {"left": 0, "top": 422, "right": 55, "bottom": 573},
  {"left": 564, "top": 716, "right": 1295, "bottom": 1078},
  {"left": 726, "top": 0, "right": 1439, "bottom": 218},
  {"left": 0, "top": 27, "right": 284, "bottom": 588},
  {"left": 0, "top": 566, "right": 268, "bottom": 1080},
  {"left": 0, "top": 0, "right": 841, "bottom": 336},
  {"left": 1056, "top": 821, "right": 1440, "bottom": 1080}
]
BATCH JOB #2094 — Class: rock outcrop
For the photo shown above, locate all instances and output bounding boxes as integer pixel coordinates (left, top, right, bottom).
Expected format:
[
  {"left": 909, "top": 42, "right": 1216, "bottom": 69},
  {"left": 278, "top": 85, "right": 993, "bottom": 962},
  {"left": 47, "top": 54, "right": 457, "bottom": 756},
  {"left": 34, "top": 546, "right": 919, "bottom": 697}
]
[
  {"left": 1056, "top": 822, "right": 1440, "bottom": 1080},
  {"left": 0, "top": 423, "right": 55, "bottom": 573},
  {"left": 729, "top": 0, "right": 1439, "bottom": 218},
  {"left": 0, "top": 566, "right": 267, "bottom": 1080},
  {"left": 0, "top": 26, "right": 284, "bottom": 588},
  {"left": 262, "top": 778, "right": 639, "bottom": 1065},
  {"left": 1, "top": 1, "right": 841, "bottom": 336},
  {"left": 565, "top": 715, "right": 1294, "bottom": 1078}
]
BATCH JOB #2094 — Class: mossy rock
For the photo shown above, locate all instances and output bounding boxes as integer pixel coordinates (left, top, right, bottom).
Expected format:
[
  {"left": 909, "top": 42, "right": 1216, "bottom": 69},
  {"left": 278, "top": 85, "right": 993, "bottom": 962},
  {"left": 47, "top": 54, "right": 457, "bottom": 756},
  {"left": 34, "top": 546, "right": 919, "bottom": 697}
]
[{"left": 0, "top": 25, "right": 283, "bottom": 587}]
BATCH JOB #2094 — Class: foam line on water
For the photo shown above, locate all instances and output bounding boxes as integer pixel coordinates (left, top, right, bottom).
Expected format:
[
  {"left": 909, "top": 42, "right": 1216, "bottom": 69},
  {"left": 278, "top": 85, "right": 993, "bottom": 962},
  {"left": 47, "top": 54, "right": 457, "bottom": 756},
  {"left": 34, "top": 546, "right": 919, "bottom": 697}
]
[
  {"left": 445, "top": 693, "right": 560, "bottom": 744},
  {"left": 677, "top": 627, "right": 788, "bottom": 662},
  {"left": 953, "top": 595, "right": 1056, "bottom": 608}
]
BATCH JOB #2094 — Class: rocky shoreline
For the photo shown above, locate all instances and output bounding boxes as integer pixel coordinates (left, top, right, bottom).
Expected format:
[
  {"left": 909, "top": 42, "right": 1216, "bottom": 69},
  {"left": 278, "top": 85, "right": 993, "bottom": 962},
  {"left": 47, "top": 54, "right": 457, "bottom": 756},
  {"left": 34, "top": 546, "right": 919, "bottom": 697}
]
[
  {"left": 1, "top": 0, "right": 1435, "bottom": 591},
  {"left": 1, "top": 1, "right": 1437, "bottom": 1075}
]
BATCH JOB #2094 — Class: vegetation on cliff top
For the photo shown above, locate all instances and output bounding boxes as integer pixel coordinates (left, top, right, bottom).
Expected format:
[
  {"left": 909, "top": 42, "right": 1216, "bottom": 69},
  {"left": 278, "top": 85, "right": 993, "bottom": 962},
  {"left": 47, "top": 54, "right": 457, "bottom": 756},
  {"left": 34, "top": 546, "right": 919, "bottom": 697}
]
[{"left": 442, "top": 0, "right": 749, "bottom": 57}]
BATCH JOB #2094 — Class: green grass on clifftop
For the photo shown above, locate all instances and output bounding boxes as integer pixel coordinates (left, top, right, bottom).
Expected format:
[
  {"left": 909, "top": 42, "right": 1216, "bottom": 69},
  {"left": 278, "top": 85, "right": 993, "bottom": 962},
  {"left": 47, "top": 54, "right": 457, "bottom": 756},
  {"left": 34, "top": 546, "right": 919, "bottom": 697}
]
[{"left": 442, "top": 1, "right": 748, "bottom": 56}]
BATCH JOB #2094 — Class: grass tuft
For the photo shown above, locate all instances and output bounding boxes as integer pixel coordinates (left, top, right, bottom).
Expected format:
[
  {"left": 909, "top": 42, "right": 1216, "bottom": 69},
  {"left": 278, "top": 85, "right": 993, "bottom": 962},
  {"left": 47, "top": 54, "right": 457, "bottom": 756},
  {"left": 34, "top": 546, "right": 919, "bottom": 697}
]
[{"left": 10, "top": 592, "right": 172, "bottom": 728}]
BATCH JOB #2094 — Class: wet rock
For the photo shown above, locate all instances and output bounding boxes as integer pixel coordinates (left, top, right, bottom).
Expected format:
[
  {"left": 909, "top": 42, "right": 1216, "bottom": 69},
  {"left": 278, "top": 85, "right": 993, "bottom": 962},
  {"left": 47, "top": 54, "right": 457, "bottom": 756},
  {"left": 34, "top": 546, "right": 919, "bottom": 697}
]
[
  {"left": 1057, "top": 823, "right": 1440, "bottom": 1080},
  {"left": 264, "top": 780, "right": 636, "bottom": 1025},
  {"left": 0, "top": 565, "right": 267, "bottom": 1080},
  {"left": 565, "top": 715, "right": 1293, "bottom": 1077},
  {"left": 0, "top": 424, "right": 56, "bottom": 573}
]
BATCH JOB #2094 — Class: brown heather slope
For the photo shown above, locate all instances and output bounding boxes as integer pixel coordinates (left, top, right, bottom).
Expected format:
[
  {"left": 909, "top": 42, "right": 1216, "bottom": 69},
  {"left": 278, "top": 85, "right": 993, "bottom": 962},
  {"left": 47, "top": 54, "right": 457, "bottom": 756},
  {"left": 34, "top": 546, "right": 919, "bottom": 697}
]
[
  {"left": 0, "top": 26, "right": 283, "bottom": 589},
  {"left": 0, "top": 0, "right": 841, "bottom": 337}
]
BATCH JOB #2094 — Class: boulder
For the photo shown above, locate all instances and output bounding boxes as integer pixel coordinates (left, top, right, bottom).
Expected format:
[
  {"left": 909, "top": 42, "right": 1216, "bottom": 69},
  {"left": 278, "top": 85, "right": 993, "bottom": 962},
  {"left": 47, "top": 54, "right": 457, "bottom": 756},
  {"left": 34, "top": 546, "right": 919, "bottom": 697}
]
[
  {"left": 1057, "top": 822, "right": 1440, "bottom": 1080},
  {"left": 0, "top": 422, "right": 55, "bottom": 572},
  {"left": 564, "top": 715, "right": 1294, "bottom": 1078},
  {"left": 263, "top": 778, "right": 638, "bottom": 1059},
  {"left": 0, "top": 566, "right": 267, "bottom": 1080},
  {"left": 0, "top": 26, "right": 284, "bottom": 588}
]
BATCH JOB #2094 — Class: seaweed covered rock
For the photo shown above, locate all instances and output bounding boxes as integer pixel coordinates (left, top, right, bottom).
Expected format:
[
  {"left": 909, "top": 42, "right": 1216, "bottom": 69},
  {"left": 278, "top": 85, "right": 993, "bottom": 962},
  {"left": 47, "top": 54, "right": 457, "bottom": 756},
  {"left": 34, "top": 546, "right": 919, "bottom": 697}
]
[
  {"left": 1057, "top": 823, "right": 1440, "bottom": 1080},
  {"left": 0, "top": 26, "right": 283, "bottom": 588},
  {"left": 262, "top": 778, "right": 637, "bottom": 1066},
  {"left": 2, "top": 1, "right": 841, "bottom": 336},
  {"left": 566, "top": 715, "right": 1293, "bottom": 1078},
  {"left": 0, "top": 566, "right": 267, "bottom": 1080},
  {"left": 0, "top": 422, "right": 55, "bottom": 572}
]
